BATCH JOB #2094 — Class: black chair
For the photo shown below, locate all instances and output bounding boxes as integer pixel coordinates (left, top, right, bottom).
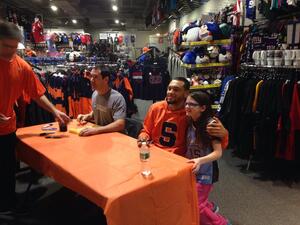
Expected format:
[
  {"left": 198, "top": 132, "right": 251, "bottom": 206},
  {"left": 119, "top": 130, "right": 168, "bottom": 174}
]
[{"left": 124, "top": 118, "right": 143, "bottom": 139}]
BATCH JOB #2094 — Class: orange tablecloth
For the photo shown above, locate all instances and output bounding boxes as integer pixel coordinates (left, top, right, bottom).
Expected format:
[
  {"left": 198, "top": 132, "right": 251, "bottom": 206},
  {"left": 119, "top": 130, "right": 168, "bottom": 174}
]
[{"left": 16, "top": 122, "right": 199, "bottom": 225}]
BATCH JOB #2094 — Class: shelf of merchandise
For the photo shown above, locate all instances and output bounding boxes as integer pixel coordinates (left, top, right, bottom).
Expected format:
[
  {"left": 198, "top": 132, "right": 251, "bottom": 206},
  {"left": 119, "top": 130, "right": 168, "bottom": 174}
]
[
  {"left": 181, "top": 62, "right": 230, "bottom": 69},
  {"left": 190, "top": 83, "right": 221, "bottom": 90},
  {"left": 240, "top": 63, "right": 298, "bottom": 69},
  {"left": 211, "top": 104, "right": 221, "bottom": 110},
  {"left": 181, "top": 39, "right": 231, "bottom": 47}
]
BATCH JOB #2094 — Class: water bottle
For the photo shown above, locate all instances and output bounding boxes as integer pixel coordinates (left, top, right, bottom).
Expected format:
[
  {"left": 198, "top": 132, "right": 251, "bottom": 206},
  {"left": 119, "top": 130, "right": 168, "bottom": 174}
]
[{"left": 139, "top": 141, "right": 151, "bottom": 177}]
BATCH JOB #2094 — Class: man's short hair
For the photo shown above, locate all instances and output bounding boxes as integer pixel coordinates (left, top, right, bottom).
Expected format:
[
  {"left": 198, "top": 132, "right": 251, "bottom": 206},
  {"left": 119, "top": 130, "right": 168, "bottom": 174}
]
[
  {"left": 93, "top": 66, "right": 111, "bottom": 80},
  {"left": 0, "top": 20, "right": 22, "bottom": 41},
  {"left": 173, "top": 77, "right": 190, "bottom": 91}
]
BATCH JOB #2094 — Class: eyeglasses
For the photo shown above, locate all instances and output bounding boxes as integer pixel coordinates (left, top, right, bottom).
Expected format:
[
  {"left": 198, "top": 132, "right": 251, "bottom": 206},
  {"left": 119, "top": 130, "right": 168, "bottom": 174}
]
[{"left": 185, "top": 102, "right": 200, "bottom": 107}]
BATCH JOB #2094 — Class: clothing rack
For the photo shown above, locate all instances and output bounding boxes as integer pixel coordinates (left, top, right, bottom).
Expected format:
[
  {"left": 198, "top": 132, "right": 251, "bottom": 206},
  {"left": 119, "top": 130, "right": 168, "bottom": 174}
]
[
  {"left": 240, "top": 63, "right": 300, "bottom": 81},
  {"left": 220, "top": 72, "right": 300, "bottom": 170}
]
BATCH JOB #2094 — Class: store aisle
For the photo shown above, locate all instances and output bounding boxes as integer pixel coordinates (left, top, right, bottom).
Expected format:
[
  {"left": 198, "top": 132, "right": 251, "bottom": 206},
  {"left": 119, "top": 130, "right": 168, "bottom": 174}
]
[
  {"left": 211, "top": 150, "right": 300, "bottom": 225},
  {"left": 1, "top": 151, "right": 300, "bottom": 225}
]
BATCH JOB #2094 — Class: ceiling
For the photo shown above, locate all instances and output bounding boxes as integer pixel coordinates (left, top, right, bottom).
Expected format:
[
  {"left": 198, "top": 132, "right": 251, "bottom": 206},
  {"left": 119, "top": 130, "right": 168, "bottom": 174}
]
[{"left": 3, "top": 0, "right": 207, "bottom": 30}]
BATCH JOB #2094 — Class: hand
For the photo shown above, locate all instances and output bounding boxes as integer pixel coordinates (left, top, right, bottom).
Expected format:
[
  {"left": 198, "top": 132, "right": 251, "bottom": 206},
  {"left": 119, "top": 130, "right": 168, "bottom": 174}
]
[
  {"left": 79, "top": 127, "right": 98, "bottom": 136},
  {"left": 0, "top": 113, "right": 11, "bottom": 124},
  {"left": 77, "top": 114, "right": 89, "bottom": 125},
  {"left": 206, "top": 117, "right": 228, "bottom": 138},
  {"left": 187, "top": 158, "right": 203, "bottom": 174},
  {"left": 54, "top": 110, "right": 71, "bottom": 125}
]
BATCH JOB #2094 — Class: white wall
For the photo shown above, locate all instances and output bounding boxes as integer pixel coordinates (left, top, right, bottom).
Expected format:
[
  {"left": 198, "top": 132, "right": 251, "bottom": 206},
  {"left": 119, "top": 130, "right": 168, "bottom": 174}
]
[
  {"left": 87, "top": 29, "right": 154, "bottom": 47},
  {"left": 179, "top": 0, "right": 236, "bottom": 27}
]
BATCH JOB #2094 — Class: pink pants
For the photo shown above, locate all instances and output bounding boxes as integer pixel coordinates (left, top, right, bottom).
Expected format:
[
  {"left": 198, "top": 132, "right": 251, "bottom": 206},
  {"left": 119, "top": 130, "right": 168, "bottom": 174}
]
[{"left": 197, "top": 183, "right": 228, "bottom": 225}]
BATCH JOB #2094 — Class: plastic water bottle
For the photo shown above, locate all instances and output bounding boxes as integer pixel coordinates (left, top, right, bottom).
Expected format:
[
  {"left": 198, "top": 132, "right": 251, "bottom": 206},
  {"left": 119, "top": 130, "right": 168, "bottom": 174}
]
[{"left": 139, "top": 141, "right": 151, "bottom": 177}]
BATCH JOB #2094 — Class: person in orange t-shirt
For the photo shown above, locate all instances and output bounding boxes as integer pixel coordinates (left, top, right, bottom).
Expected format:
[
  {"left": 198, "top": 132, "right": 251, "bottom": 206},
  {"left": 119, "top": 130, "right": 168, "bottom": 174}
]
[
  {"left": 138, "top": 77, "right": 228, "bottom": 156},
  {"left": 0, "top": 21, "right": 70, "bottom": 214}
]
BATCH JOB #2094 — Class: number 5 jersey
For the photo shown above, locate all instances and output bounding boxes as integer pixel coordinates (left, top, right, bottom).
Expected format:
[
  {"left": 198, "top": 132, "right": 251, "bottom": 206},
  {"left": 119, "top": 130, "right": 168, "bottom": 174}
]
[{"left": 140, "top": 101, "right": 188, "bottom": 156}]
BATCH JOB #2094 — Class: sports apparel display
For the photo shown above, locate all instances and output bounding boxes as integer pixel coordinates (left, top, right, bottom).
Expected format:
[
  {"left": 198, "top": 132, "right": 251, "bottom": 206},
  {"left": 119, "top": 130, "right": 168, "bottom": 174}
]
[
  {"left": 45, "top": 70, "right": 93, "bottom": 118},
  {"left": 246, "top": 0, "right": 256, "bottom": 20},
  {"left": 129, "top": 51, "right": 170, "bottom": 101},
  {"left": 220, "top": 67, "right": 300, "bottom": 161},
  {"left": 32, "top": 17, "right": 44, "bottom": 43}
]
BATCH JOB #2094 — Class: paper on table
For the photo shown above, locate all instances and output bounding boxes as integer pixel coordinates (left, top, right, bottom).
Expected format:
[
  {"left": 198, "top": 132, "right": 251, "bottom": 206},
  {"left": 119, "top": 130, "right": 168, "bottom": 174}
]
[{"left": 69, "top": 124, "right": 99, "bottom": 135}]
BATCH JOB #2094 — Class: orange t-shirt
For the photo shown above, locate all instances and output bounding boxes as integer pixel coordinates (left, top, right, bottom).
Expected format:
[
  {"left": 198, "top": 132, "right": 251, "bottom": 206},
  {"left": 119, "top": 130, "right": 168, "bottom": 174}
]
[
  {"left": 0, "top": 55, "right": 46, "bottom": 135},
  {"left": 140, "top": 101, "right": 188, "bottom": 156}
]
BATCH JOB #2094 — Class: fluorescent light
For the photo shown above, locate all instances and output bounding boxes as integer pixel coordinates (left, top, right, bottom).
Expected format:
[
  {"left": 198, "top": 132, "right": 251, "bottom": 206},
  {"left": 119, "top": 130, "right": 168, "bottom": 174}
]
[
  {"left": 112, "top": 5, "right": 118, "bottom": 11},
  {"left": 156, "top": 33, "right": 160, "bottom": 36},
  {"left": 115, "top": 19, "right": 119, "bottom": 24},
  {"left": 72, "top": 19, "right": 77, "bottom": 24},
  {"left": 50, "top": 5, "right": 58, "bottom": 11}
]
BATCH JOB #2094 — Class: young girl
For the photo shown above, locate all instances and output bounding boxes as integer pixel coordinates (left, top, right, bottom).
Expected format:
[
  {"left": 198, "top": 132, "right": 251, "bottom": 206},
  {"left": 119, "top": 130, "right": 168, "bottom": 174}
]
[{"left": 185, "top": 91, "right": 231, "bottom": 225}]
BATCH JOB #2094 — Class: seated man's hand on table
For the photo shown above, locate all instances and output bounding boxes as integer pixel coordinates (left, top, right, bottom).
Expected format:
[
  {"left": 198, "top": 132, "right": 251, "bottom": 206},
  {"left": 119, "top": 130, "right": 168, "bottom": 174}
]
[
  {"left": 77, "top": 114, "right": 90, "bottom": 125},
  {"left": 79, "top": 127, "right": 98, "bottom": 136}
]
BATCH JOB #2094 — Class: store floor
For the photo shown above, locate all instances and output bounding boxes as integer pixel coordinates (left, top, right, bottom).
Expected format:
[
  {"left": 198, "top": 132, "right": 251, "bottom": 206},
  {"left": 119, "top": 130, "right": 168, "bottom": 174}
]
[
  {"left": 1, "top": 150, "right": 300, "bottom": 225},
  {"left": 211, "top": 150, "right": 300, "bottom": 225}
]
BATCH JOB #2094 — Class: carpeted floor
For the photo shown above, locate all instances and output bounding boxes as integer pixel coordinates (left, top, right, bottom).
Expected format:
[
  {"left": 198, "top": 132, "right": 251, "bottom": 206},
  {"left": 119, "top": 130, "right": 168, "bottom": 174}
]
[
  {"left": 1, "top": 149, "right": 300, "bottom": 225},
  {"left": 211, "top": 150, "right": 300, "bottom": 225}
]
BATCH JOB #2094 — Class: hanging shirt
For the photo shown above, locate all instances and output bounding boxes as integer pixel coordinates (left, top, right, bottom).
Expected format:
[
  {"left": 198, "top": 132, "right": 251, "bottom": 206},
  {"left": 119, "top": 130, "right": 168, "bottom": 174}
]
[
  {"left": 113, "top": 76, "right": 133, "bottom": 101},
  {"left": 283, "top": 83, "right": 300, "bottom": 160},
  {"left": 142, "top": 63, "right": 170, "bottom": 100},
  {"left": 129, "top": 64, "right": 144, "bottom": 99},
  {"left": 252, "top": 80, "right": 263, "bottom": 112},
  {"left": 32, "top": 20, "right": 44, "bottom": 43},
  {"left": 0, "top": 55, "right": 46, "bottom": 135},
  {"left": 246, "top": 0, "right": 256, "bottom": 20}
]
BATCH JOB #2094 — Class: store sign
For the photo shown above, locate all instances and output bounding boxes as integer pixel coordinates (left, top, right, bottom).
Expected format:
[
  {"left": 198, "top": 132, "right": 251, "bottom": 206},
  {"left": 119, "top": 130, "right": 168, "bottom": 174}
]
[{"left": 99, "top": 33, "right": 108, "bottom": 40}]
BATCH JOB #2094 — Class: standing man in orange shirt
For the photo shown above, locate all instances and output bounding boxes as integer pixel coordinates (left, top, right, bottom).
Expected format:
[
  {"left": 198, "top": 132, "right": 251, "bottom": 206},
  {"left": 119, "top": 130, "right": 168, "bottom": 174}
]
[
  {"left": 138, "top": 77, "right": 228, "bottom": 156},
  {"left": 0, "top": 21, "right": 70, "bottom": 214}
]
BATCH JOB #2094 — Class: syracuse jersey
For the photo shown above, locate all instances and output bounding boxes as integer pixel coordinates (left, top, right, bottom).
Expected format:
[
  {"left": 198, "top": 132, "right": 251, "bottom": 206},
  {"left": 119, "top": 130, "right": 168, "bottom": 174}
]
[{"left": 140, "top": 101, "right": 188, "bottom": 156}]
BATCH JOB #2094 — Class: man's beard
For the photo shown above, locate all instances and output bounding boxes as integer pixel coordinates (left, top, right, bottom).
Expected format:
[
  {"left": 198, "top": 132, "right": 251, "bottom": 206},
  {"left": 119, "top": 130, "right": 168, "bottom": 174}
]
[{"left": 166, "top": 97, "right": 176, "bottom": 105}]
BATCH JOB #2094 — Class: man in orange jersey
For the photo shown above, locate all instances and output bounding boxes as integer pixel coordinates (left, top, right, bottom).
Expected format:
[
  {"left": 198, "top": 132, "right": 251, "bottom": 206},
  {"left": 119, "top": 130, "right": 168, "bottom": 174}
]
[
  {"left": 138, "top": 77, "right": 228, "bottom": 156},
  {"left": 0, "top": 21, "right": 70, "bottom": 215}
]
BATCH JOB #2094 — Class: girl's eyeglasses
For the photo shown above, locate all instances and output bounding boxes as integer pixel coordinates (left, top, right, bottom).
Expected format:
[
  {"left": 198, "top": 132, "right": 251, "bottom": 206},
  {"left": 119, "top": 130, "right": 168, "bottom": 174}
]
[{"left": 185, "top": 102, "right": 200, "bottom": 107}]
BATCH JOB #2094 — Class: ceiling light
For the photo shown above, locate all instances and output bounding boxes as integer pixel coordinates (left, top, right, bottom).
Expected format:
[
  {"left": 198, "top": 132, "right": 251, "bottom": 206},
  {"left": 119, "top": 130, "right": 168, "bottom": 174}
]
[
  {"left": 115, "top": 19, "right": 119, "bottom": 24},
  {"left": 156, "top": 33, "right": 160, "bottom": 36},
  {"left": 112, "top": 5, "right": 118, "bottom": 11},
  {"left": 72, "top": 19, "right": 77, "bottom": 24},
  {"left": 50, "top": 5, "right": 58, "bottom": 11}
]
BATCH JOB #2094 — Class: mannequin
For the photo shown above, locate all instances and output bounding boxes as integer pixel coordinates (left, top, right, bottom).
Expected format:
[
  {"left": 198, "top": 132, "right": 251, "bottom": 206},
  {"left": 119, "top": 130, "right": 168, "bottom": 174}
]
[{"left": 32, "top": 17, "right": 44, "bottom": 43}]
